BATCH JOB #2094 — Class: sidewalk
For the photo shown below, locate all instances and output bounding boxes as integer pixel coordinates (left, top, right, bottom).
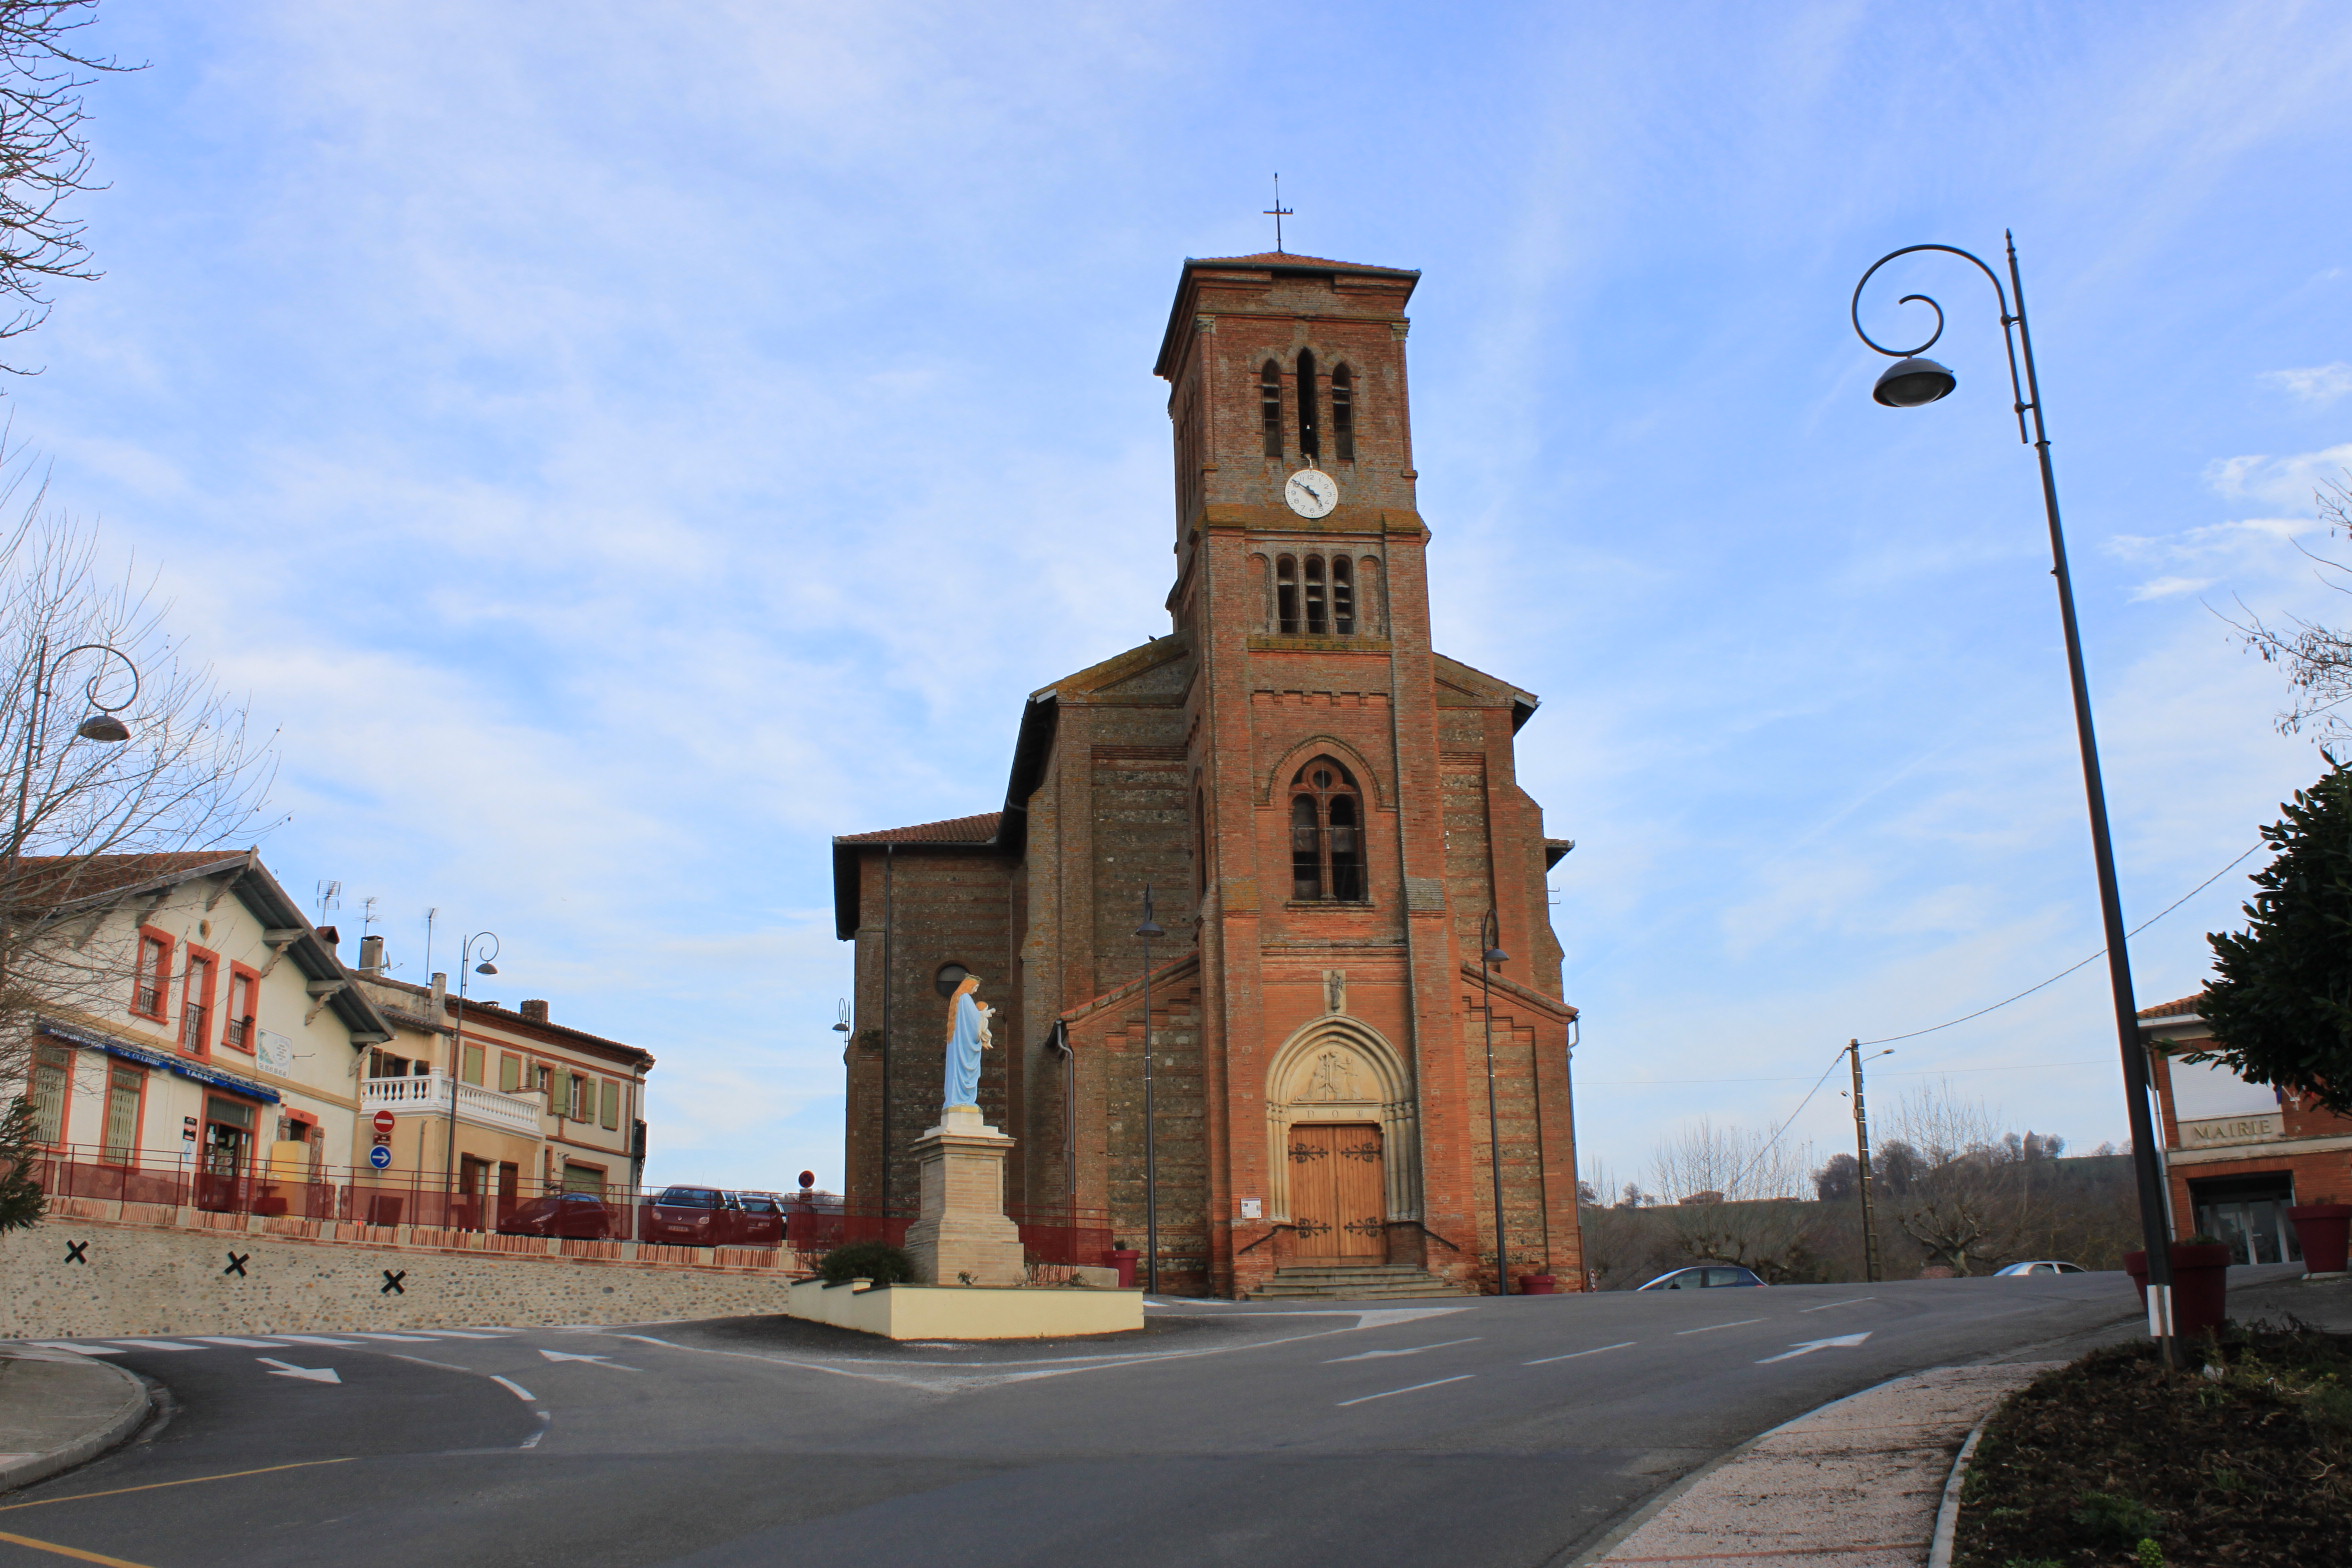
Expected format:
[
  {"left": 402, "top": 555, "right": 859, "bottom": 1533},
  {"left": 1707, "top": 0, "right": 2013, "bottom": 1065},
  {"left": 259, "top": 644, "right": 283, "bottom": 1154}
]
[{"left": 0, "top": 1342, "right": 152, "bottom": 1494}]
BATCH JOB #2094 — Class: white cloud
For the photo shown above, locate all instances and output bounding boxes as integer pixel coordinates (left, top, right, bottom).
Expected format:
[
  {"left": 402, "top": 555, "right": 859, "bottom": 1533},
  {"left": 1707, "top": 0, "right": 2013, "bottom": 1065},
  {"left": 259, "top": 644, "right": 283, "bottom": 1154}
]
[
  {"left": 2264, "top": 363, "right": 2352, "bottom": 404},
  {"left": 2205, "top": 442, "right": 2352, "bottom": 508}
]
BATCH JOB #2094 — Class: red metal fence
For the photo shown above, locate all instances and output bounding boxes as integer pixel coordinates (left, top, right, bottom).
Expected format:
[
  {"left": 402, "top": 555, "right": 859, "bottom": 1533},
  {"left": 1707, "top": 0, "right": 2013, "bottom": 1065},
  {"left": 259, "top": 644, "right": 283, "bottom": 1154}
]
[{"left": 27, "top": 1145, "right": 1113, "bottom": 1267}]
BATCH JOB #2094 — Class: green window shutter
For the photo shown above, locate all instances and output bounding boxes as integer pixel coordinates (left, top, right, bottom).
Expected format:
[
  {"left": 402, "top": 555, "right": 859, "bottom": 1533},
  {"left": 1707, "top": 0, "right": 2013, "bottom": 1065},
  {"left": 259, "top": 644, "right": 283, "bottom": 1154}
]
[
  {"left": 499, "top": 1053, "right": 519, "bottom": 1093},
  {"left": 462, "top": 1043, "right": 485, "bottom": 1085},
  {"left": 600, "top": 1079, "right": 620, "bottom": 1130}
]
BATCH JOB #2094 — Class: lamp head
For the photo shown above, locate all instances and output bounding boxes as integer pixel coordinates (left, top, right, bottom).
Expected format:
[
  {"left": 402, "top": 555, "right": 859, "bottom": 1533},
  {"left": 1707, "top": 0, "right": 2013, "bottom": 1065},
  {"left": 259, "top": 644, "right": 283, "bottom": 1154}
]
[
  {"left": 1872, "top": 356, "right": 1956, "bottom": 408},
  {"left": 1136, "top": 919, "right": 1166, "bottom": 942},
  {"left": 75, "top": 713, "right": 130, "bottom": 743},
  {"left": 474, "top": 960, "right": 498, "bottom": 976},
  {"left": 1483, "top": 946, "right": 1509, "bottom": 967},
  {"left": 832, "top": 1020, "right": 851, "bottom": 1033}
]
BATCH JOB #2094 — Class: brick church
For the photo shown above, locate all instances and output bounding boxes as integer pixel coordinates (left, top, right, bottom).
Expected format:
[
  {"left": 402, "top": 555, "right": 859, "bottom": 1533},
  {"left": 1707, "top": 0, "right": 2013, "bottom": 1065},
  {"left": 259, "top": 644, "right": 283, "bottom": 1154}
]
[{"left": 832, "top": 251, "right": 1584, "bottom": 1298}]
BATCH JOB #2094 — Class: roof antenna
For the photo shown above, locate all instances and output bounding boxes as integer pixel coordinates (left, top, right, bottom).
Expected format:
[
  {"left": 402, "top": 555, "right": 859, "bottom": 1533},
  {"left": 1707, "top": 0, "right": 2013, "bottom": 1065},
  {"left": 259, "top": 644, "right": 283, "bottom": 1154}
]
[{"left": 1264, "top": 173, "right": 1292, "bottom": 254}]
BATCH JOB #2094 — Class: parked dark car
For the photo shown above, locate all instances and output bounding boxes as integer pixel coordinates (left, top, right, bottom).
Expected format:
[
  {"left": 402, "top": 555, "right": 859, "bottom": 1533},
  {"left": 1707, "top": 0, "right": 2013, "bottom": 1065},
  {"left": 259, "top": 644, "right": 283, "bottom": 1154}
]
[
  {"left": 727, "top": 1192, "right": 785, "bottom": 1248},
  {"left": 644, "top": 1185, "right": 737, "bottom": 1245},
  {"left": 1635, "top": 1264, "right": 1766, "bottom": 1290},
  {"left": 498, "top": 1192, "right": 617, "bottom": 1240}
]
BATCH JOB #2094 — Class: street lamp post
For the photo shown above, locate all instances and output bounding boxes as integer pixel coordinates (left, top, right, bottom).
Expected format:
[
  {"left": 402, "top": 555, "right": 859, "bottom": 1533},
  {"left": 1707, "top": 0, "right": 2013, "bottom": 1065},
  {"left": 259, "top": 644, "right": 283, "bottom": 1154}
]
[
  {"left": 446, "top": 931, "right": 500, "bottom": 1218},
  {"left": 2, "top": 639, "right": 137, "bottom": 992},
  {"left": 1852, "top": 234, "right": 2176, "bottom": 1360},
  {"left": 1136, "top": 886, "right": 1166, "bottom": 1295},
  {"left": 1480, "top": 909, "right": 1510, "bottom": 1296}
]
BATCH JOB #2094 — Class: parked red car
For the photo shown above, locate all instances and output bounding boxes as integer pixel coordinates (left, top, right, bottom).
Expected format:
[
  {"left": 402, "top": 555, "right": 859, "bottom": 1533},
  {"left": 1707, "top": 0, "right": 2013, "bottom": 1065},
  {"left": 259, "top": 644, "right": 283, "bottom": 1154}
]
[
  {"left": 640, "top": 1186, "right": 787, "bottom": 1247},
  {"left": 498, "top": 1192, "right": 617, "bottom": 1240}
]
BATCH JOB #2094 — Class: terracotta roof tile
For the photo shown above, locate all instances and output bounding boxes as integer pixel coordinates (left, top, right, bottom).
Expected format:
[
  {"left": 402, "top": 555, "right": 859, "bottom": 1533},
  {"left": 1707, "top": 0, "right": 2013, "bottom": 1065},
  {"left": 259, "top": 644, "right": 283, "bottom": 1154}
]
[
  {"left": 836, "top": 812, "right": 1003, "bottom": 846},
  {"left": 1187, "top": 251, "right": 1417, "bottom": 275},
  {"left": 2137, "top": 994, "right": 2207, "bottom": 1019}
]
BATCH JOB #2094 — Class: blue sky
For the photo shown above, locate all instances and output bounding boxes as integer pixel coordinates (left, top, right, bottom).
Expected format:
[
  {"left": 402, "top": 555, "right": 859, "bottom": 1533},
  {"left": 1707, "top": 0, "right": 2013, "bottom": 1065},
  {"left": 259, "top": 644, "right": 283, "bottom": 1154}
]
[{"left": 18, "top": 2, "right": 2352, "bottom": 1193}]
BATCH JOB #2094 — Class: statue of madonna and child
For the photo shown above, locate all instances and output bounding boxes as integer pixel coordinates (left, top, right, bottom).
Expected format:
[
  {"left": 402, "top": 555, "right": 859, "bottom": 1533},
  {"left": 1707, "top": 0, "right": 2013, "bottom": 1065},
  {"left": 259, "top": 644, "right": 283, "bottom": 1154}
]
[{"left": 941, "top": 973, "right": 995, "bottom": 1116}]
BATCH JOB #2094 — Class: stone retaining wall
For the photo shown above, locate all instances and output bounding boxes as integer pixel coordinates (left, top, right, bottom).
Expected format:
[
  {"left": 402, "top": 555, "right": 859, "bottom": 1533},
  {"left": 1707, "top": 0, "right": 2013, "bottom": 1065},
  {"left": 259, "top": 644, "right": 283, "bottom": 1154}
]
[{"left": 2, "top": 1196, "right": 805, "bottom": 1338}]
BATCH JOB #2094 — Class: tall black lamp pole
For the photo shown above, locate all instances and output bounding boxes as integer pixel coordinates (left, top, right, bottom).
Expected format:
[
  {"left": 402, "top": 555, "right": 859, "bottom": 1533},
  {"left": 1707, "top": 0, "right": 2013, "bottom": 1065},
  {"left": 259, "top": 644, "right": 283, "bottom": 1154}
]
[
  {"left": 1851, "top": 234, "right": 2174, "bottom": 1360},
  {"left": 1136, "top": 886, "right": 1165, "bottom": 1295},
  {"left": 1480, "top": 909, "right": 1510, "bottom": 1296}
]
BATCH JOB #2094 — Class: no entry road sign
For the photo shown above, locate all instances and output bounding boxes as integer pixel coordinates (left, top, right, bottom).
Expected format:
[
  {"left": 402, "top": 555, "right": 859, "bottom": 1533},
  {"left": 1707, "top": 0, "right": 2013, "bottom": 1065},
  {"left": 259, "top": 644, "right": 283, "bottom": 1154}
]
[{"left": 372, "top": 1110, "right": 396, "bottom": 1135}]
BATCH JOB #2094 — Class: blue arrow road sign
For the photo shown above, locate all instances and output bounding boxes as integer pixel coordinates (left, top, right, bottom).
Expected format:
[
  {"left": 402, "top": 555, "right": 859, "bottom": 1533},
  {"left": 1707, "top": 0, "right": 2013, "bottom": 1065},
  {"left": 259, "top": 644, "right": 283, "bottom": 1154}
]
[{"left": 368, "top": 1145, "right": 392, "bottom": 1170}]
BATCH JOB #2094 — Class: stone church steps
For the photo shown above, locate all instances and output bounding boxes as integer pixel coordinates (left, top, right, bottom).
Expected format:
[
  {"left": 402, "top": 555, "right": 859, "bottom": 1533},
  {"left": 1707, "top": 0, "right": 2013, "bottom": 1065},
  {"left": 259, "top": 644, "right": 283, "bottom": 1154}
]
[{"left": 1244, "top": 1264, "right": 1474, "bottom": 1301}]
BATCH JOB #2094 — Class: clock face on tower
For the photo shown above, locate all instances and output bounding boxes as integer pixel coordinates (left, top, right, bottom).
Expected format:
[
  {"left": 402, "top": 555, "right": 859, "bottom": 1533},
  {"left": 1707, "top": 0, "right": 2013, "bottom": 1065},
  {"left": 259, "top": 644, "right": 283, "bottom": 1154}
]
[{"left": 1285, "top": 469, "right": 1339, "bottom": 518}]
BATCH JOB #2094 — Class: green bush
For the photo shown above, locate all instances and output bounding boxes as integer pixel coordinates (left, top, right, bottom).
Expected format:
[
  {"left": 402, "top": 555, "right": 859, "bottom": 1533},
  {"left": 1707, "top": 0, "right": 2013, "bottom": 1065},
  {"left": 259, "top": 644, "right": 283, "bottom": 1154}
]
[
  {"left": 817, "top": 1239, "right": 915, "bottom": 1285},
  {"left": 2071, "top": 1491, "right": 2164, "bottom": 1546}
]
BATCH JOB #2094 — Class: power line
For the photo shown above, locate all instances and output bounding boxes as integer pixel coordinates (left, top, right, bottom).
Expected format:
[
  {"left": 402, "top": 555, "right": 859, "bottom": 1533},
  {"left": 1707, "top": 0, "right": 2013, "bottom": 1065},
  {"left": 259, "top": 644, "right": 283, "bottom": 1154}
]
[{"left": 1854, "top": 842, "right": 2262, "bottom": 1047}]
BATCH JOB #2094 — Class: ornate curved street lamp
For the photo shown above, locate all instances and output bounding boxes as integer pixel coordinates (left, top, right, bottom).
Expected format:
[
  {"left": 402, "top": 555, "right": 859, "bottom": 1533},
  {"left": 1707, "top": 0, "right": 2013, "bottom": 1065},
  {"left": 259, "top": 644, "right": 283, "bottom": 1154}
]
[
  {"left": 8, "top": 638, "right": 139, "bottom": 858},
  {"left": 1852, "top": 234, "right": 2175, "bottom": 1359},
  {"left": 444, "top": 930, "right": 502, "bottom": 1210}
]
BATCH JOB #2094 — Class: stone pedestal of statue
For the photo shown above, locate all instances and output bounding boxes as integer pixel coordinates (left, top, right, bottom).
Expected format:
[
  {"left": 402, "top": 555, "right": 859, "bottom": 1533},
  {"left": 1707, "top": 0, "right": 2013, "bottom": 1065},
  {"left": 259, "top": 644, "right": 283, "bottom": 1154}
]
[{"left": 903, "top": 1106, "right": 1027, "bottom": 1287}]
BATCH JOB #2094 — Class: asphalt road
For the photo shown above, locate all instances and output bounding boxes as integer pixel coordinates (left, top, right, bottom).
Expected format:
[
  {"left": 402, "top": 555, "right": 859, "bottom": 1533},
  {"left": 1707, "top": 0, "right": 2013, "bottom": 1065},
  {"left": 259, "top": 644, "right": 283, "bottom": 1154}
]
[{"left": 1, "top": 1270, "right": 2221, "bottom": 1568}]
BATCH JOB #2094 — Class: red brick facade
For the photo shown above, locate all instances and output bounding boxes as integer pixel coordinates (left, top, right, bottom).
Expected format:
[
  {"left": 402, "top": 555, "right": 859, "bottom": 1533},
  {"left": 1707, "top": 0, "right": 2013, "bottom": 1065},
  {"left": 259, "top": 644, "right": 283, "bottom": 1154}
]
[{"left": 833, "top": 253, "right": 1583, "bottom": 1297}]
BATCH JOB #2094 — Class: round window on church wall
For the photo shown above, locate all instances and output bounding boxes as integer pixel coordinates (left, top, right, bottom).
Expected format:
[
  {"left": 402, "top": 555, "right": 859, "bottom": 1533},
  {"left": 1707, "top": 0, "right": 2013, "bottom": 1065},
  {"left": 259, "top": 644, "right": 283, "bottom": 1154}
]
[{"left": 935, "top": 963, "right": 970, "bottom": 997}]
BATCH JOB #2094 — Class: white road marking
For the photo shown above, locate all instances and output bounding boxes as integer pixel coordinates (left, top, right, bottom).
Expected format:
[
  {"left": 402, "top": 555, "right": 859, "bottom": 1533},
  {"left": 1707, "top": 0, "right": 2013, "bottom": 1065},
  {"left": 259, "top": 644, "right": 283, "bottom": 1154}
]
[
  {"left": 490, "top": 1376, "right": 537, "bottom": 1401},
  {"left": 1799, "top": 1297, "right": 1878, "bottom": 1312},
  {"left": 256, "top": 1356, "right": 342, "bottom": 1384},
  {"left": 272, "top": 1334, "right": 365, "bottom": 1347},
  {"left": 349, "top": 1332, "right": 442, "bottom": 1342},
  {"left": 520, "top": 1411, "right": 550, "bottom": 1448},
  {"left": 1335, "top": 1373, "right": 1476, "bottom": 1408},
  {"left": 1525, "top": 1341, "right": 1637, "bottom": 1365},
  {"left": 31, "top": 1341, "right": 123, "bottom": 1354},
  {"left": 1674, "top": 1319, "right": 1765, "bottom": 1335},
  {"left": 387, "top": 1353, "right": 472, "bottom": 1372},
  {"left": 1757, "top": 1332, "right": 1873, "bottom": 1364},
  {"left": 537, "top": 1348, "right": 641, "bottom": 1371},
  {"left": 419, "top": 1330, "right": 509, "bottom": 1339},
  {"left": 191, "top": 1337, "right": 290, "bottom": 1348},
  {"left": 106, "top": 1339, "right": 204, "bottom": 1351},
  {"left": 1324, "top": 1336, "right": 1484, "bottom": 1363}
]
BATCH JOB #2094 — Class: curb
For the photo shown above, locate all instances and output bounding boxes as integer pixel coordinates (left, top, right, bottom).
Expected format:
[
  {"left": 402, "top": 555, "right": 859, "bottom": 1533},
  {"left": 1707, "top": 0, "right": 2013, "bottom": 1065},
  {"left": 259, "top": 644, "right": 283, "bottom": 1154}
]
[
  {"left": 1925, "top": 1414, "right": 1992, "bottom": 1568},
  {"left": 1556, "top": 1372, "right": 1914, "bottom": 1568},
  {"left": 0, "top": 1351, "right": 154, "bottom": 1496}
]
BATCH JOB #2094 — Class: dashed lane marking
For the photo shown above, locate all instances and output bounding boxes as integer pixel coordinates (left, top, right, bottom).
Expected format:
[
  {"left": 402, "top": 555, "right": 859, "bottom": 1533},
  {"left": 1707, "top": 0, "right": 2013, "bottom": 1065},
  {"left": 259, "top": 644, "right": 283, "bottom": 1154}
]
[
  {"left": 268, "top": 1335, "right": 364, "bottom": 1347},
  {"left": 189, "top": 1337, "right": 288, "bottom": 1348},
  {"left": 1335, "top": 1374, "right": 1476, "bottom": 1408},
  {"left": 1324, "top": 1336, "right": 1484, "bottom": 1364},
  {"left": 1674, "top": 1319, "right": 1765, "bottom": 1335},
  {"left": 102, "top": 1340, "right": 202, "bottom": 1352},
  {"left": 490, "top": 1376, "right": 537, "bottom": 1402},
  {"left": 1525, "top": 1341, "right": 1637, "bottom": 1365},
  {"left": 28, "top": 1343, "right": 122, "bottom": 1355},
  {"left": 347, "top": 1333, "right": 443, "bottom": 1342},
  {"left": 1799, "top": 1297, "right": 1878, "bottom": 1312}
]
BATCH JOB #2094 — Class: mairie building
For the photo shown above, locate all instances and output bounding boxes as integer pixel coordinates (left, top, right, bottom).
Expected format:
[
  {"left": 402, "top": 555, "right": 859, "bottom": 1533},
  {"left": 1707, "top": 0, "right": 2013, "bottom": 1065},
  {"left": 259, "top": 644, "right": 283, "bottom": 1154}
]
[{"left": 833, "top": 252, "right": 1584, "bottom": 1298}]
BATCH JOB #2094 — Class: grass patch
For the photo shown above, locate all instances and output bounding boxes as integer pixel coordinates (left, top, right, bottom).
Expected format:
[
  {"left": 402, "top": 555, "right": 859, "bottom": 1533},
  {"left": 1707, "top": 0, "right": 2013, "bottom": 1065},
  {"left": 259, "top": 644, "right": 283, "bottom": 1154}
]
[{"left": 1958, "top": 1322, "right": 2352, "bottom": 1567}]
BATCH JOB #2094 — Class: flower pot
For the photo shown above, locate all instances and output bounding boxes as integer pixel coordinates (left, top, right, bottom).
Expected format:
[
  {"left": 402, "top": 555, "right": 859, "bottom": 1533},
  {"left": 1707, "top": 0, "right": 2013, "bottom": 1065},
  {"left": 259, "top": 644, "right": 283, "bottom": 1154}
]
[
  {"left": 1518, "top": 1274, "right": 1558, "bottom": 1295},
  {"left": 2289, "top": 1204, "right": 2352, "bottom": 1275},
  {"left": 1109, "top": 1247, "right": 1139, "bottom": 1290},
  {"left": 2124, "top": 1243, "right": 2233, "bottom": 1337}
]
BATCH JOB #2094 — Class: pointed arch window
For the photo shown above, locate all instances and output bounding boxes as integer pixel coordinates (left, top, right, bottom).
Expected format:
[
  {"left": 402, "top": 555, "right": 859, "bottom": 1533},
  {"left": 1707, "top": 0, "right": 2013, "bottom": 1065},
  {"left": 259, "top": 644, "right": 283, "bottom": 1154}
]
[
  {"left": 1290, "top": 759, "right": 1367, "bottom": 902},
  {"left": 1330, "top": 556, "right": 1354, "bottom": 634},
  {"left": 1261, "top": 361, "right": 1283, "bottom": 458},
  {"left": 1296, "top": 348, "right": 1320, "bottom": 460},
  {"left": 1303, "top": 555, "right": 1328, "bottom": 634},
  {"left": 1330, "top": 363, "right": 1354, "bottom": 461},
  {"left": 1276, "top": 555, "right": 1300, "bottom": 634}
]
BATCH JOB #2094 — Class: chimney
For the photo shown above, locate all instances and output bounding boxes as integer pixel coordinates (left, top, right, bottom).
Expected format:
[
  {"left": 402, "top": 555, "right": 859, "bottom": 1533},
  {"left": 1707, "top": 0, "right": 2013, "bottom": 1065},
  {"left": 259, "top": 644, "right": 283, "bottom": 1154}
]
[
  {"left": 429, "top": 972, "right": 447, "bottom": 1015},
  {"left": 520, "top": 999, "right": 550, "bottom": 1024},
  {"left": 316, "top": 925, "right": 340, "bottom": 950},
  {"left": 358, "top": 935, "right": 385, "bottom": 975}
]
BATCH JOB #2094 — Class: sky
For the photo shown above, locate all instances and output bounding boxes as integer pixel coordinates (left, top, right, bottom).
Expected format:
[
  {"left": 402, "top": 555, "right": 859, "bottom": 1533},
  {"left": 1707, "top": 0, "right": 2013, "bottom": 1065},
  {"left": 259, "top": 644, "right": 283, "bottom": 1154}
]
[{"left": 13, "top": 1, "right": 2352, "bottom": 1195}]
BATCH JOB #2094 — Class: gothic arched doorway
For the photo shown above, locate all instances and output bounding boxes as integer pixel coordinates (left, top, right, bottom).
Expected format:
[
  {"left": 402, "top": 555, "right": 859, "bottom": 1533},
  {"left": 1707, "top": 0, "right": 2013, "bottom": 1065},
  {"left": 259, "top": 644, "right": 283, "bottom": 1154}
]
[{"left": 1266, "top": 1018, "right": 1418, "bottom": 1257}]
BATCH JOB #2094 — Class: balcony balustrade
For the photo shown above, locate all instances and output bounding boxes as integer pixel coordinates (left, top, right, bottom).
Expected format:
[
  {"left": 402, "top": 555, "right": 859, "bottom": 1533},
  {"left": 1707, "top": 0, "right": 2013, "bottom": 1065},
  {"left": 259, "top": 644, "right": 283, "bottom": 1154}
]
[{"left": 360, "top": 1073, "right": 544, "bottom": 1138}]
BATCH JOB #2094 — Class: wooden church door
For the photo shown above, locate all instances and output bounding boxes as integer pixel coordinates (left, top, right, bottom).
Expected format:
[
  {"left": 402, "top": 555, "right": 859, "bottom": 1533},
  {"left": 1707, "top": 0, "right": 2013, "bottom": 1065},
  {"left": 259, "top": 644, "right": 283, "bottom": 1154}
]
[{"left": 1289, "top": 1123, "right": 1385, "bottom": 1259}]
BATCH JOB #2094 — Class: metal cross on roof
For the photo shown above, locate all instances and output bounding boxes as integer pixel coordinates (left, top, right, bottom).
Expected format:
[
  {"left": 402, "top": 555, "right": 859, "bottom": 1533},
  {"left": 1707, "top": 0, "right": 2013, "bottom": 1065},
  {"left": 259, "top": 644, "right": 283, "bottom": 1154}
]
[{"left": 1264, "top": 174, "right": 1293, "bottom": 253}]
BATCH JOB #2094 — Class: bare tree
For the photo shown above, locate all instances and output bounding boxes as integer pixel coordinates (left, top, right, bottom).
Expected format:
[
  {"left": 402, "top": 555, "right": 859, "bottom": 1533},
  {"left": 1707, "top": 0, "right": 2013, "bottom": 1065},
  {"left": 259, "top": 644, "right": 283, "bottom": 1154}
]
[
  {"left": 2232, "top": 472, "right": 2352, "bottom": 740},
  {"left": 1647, "top": 1119, "right": 1823, "bottom": 1282},
  {"left": 0, "top": 459, "right": 277, "bottom": 1094},
  {"left": 0, "top": 1, "right": 130, "bottom": 367}
]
